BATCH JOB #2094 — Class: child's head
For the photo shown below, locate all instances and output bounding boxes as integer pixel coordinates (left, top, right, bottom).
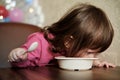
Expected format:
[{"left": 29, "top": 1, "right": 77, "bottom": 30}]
[{"left": 44, "top": 3, "right": 114, "bottom": 57}]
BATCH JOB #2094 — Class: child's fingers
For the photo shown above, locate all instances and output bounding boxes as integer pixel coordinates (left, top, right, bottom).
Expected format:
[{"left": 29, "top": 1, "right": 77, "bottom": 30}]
[
  {"left": 8, "top": 54, "right": 14, "bottom": 62},
  {"left": 13, "top": 52, "right": 19, "bottom": 60},
  {"left": 101, "top": 61, "right": 110, "bottom": 68},
  {"left": 10, "top": 52, "right": 17, "bottom": 62},
  {"left": 105, "top": 64, "right": 109, "bottom": 68},
  {"left": 18, "top": 53, "right": 27, "bottom": 61},
  {"left": 104, "top": 62, "right": 115, "bottom": 68},
  {"left": 108, "top": 63, "right": 116, "bottom": 68},
  {"left": 93, "top": 60, "right": 116, "bottom": 68},
  {"left": 8, "top": 52, "right": 14, "bottom": 62},
  {"left": 8, "top": 51, "right": 19, "bottom": 62},
  {"left": 16, "top": 51, "right": 26, "bottom": 59},
  {"left": 100, "top": 61, "right": 116, "bottom": 68},
  {"left": 97, "top": 61, "right": 108, "bottom": 68}
]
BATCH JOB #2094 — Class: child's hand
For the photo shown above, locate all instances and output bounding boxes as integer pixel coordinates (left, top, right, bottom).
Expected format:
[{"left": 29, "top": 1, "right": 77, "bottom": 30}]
[
  {"left": 8, "top": 48, "right": 27, "bottom": 62},
  {"left": 93, "top": 59, "right": 116, "bottom": 68}
]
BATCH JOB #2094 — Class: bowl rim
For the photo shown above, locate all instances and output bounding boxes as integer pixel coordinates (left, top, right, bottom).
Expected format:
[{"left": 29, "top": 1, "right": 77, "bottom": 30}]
[{"left": 55, "top": 56, "right": 98, "bottom": 60}]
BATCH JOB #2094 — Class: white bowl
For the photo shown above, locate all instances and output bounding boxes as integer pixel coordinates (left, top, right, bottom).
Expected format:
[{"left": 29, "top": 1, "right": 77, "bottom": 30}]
[{"left": 55, "top": 56, "right": 98, "bottom": 71}]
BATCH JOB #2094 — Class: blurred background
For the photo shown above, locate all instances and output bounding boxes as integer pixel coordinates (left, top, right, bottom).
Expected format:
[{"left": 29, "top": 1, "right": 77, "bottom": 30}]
[{"left": 0, "top": 0, "right": 120, "bottom": 66}]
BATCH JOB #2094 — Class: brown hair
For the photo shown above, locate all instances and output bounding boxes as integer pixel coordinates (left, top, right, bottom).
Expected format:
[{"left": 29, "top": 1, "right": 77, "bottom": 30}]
[{"left": 44, "top": 3, "right": 114, "bottom": 57}]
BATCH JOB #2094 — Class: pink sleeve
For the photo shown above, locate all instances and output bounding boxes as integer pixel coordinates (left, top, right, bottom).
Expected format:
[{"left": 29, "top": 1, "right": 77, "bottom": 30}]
[{"left": 11, "top": 32, "right": 42, "bottom": 67}]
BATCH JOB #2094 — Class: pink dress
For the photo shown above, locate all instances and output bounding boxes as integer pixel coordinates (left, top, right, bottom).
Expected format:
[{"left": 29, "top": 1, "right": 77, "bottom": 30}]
[{"left": 11, "top": 32, "right": 61, "bottom": 67}]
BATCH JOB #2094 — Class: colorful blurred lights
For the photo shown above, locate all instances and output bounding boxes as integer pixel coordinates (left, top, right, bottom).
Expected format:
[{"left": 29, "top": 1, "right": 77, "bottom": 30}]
[
  {"left": 29, "top": 8, "right": 34, "bottom": 13},
  {"left": 5, "top": 0, "right": 12, "bottom": 3},
  {"left": 0, "top": 16, "right": 3, "bottom": 19}
]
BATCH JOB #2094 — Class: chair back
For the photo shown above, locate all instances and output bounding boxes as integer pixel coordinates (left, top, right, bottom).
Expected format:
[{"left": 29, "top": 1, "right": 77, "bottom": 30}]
[{"left": 0, "top": 22, "right": 41, "bottom": 68}]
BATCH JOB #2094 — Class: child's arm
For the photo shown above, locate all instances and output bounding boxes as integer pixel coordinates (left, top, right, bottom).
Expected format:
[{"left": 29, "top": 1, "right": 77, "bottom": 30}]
[
  {"left": 8, "top": 32, "right": 54, "bottom": 67},
  {"left": 93, "top": 59, "right": 116, "bottom": 68},
  {"left": 8, "top": 32, "right": 42, "bottom": 67},
  {"left": 80, "top": 52, "right": 116, "bottom": 68}
]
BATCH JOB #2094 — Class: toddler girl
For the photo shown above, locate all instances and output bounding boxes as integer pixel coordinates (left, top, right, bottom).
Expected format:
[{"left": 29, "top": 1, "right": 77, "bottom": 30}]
[{"left": 8, "top": 3, "right": 115, "bottom": 68}]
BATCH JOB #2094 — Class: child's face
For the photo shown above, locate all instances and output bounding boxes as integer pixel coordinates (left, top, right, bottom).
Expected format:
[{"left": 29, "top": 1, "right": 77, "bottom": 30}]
[{"left": 75, "top": 49, "right": 99, "bottom": 58}]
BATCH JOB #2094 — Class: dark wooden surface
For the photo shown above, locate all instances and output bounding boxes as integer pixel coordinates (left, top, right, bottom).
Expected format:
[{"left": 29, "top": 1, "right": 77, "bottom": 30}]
[{"left": 0, "top": 66, "right": 120, "bottom": 80}]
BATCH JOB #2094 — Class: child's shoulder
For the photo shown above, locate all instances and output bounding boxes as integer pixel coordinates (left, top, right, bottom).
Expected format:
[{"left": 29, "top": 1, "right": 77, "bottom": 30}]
[
  {"left": 27, "top": 32, "right": 44, "bottom": 39},
  {"left": 31, "top": 32, "right": 44, "bottom": 36}
]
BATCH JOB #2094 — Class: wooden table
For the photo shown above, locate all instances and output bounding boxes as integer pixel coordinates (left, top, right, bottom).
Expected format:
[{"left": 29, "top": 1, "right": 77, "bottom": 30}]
[{"left": 0, "top": 66, "right": 120, "bottom": 80}]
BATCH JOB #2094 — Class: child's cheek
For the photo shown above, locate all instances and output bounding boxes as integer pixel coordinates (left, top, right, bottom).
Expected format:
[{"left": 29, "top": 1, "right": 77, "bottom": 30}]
[{"left": 81, "top": 54, "right": 95, "bottom": 58}]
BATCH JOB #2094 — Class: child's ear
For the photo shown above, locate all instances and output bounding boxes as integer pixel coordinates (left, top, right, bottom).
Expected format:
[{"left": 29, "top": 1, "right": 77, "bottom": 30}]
[{"left": 64, "top": 35, "right": 74, "bottom": 48}]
